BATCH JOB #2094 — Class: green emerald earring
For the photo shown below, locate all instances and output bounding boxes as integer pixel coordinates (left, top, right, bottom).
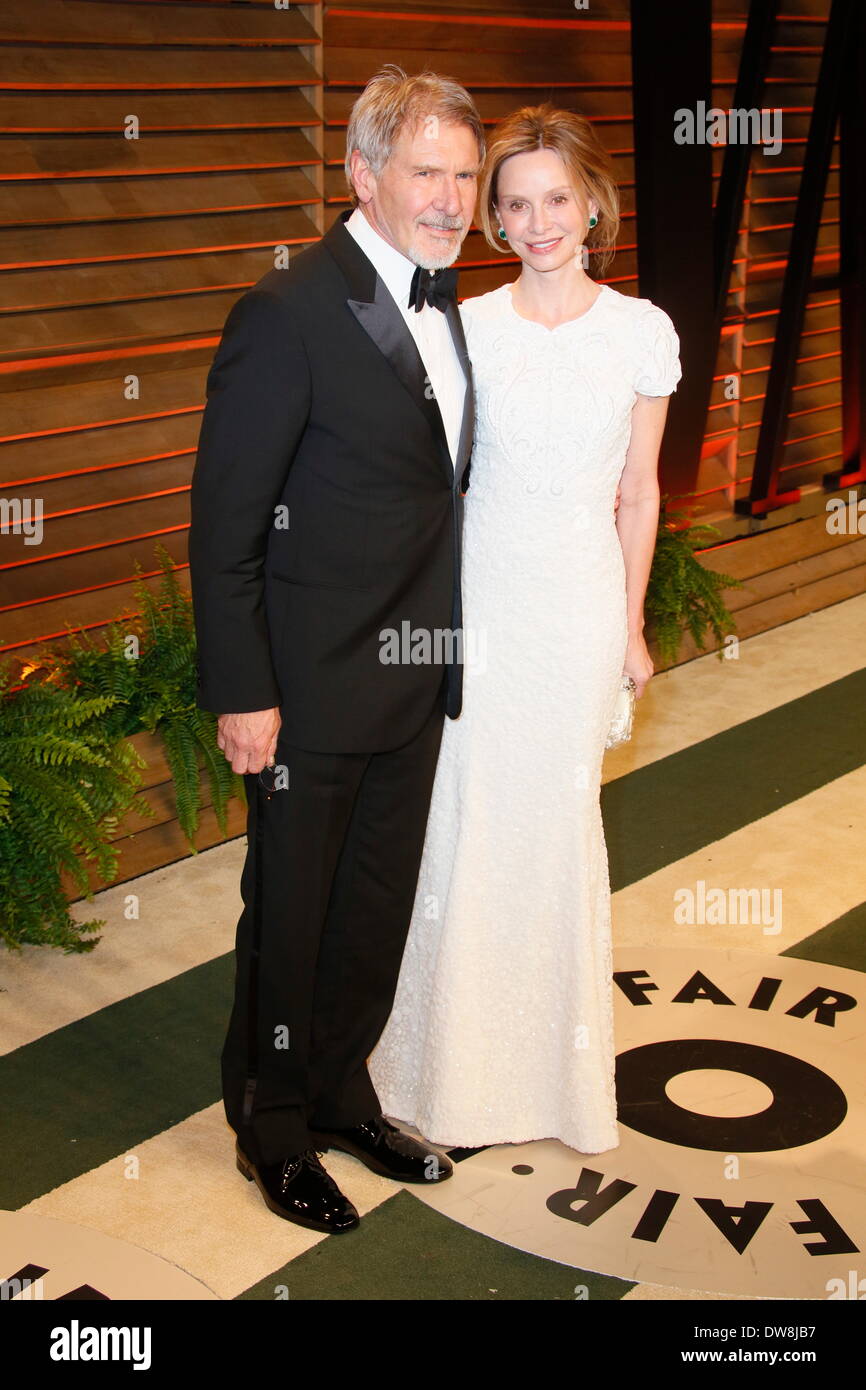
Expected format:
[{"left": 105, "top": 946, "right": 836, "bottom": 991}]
[
  {"left": 588, "top": 215, "right": 598, "bottom": 228},
  {"left": 497, "top": 226, "right": 507, "bottom": 240}
]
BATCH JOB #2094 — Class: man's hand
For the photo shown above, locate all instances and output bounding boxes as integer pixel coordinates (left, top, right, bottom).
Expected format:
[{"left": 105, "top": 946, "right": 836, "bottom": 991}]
[{"left": 217, "top": 708, "right": 281, "bottom": 775}]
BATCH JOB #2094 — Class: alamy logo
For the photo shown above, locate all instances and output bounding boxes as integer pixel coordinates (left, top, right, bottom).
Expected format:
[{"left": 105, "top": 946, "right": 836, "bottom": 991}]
[
  {"left": 0, "top": 496, "right": 43, "bottom": 545},
  {"left": 674, "top": 880, "right": 783, "bottom": 936},
  {"left": 49, "top": 1319, "right": 151, "bottom": 1370},
  {"left": 674, "top": 102, "right": 783, "bottom": 156},
  {"left": 379, "top": 621, "right": 487, "bottom": 672}
]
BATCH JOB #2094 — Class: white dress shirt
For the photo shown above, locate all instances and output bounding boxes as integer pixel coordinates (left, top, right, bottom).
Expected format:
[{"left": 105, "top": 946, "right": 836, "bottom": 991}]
[{"left": 344, "top": 206, "right": 467, "bottom": 471}]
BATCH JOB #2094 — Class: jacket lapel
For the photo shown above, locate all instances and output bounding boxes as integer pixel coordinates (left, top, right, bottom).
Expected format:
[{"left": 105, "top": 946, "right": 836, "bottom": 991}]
[
  {"left": 444, "top": 296, "right": 475, "bottom": 491},
  {"left": 322, "top": 210, "right": 473, "bottom": 492}
]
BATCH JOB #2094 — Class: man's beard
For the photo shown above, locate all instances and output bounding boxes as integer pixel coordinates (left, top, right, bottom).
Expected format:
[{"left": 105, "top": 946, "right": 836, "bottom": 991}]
[{"left": 408, "top": 217, "right": 464, "bottom": 270}]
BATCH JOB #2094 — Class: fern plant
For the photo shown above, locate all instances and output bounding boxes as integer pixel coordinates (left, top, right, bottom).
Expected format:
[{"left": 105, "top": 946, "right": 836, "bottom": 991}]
[
  {"left": 43, "top": 543, "right": 244, "bottom": 845},
  {"left": 645, "top": 495, "right": 745, "bottom": 664},
  {"left": 0, "top": 662, "right": 152, "bottom": 953}
]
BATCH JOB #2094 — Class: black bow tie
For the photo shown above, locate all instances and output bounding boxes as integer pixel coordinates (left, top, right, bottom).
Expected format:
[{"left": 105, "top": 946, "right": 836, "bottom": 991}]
[{"left": 409, "top": 263, "right": 458, "bottom": 313}]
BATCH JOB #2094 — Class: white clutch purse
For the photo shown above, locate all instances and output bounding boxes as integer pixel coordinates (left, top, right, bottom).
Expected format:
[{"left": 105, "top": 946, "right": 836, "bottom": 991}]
[{"left": 605, "top": 674, "right": 637, "bottom": 750}]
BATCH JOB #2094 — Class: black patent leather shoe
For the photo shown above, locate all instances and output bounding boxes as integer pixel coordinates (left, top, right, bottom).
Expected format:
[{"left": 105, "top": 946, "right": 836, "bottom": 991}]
[
  {"left": 308, "top": 1114, "right": 454, "bottom": 1184},
  {"left": 235, "top": 1142, "right": 360, "bottom": 1233}
]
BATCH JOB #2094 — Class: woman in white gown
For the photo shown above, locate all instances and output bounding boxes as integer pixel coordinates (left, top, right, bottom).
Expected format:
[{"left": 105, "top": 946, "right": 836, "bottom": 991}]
[{"left": 369, "top": 104, "right": 682, "bottom": 1155}]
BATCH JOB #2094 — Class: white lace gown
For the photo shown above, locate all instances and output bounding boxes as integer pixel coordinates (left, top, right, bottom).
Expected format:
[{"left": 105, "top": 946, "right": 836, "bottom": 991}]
[{"left": 368, "top": 281, "right": 682, "bottom": 1153}]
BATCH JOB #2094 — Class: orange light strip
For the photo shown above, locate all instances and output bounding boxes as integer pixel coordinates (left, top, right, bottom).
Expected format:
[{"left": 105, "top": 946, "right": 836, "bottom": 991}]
[
  {"left": 745, "top": 250, "right": 839, "bottom": 277},
  {"left": 1, "top": 80, "right": 325, "bottom": 93},
  {"left": 0, "top": 486, "right": 191, "bottom": 542},
  {"left": 8, "top": 198, "right": 320, "bottom": 232},
  {"left": 0, "top": 561, "right": 192, "bottom": 656},
  {"left": 0, "top": 537, "right": 190, "bottom": 614},
  {"left": 0, "top": 527, "right": 191, "bottom": 579},
  {"left": 0, "top": 336, "right": 222, "bottom": 375},
  {"left": 5, "top": 449, "right": 195, "bottom": 490},
  {"left": 743, "top": 296, "right": 841, "bottom": 328},
  {"left": 754, "top": 218, "right": 839, "bottom": 235},
  {"left": 1, "top": 239, "right": 319, "bottom": 272},
  {"left": 750, "top": 193, "right": 825, "bottom": 207},
  {"left": 3, "top": 408, "right": 200, "bottom": 446},
  {"left": 1, "top": 158, "right": 321, "bottom": 181},
  {"left": 326, "top": 8, "right": 630, "bottom": 30},
  {"left": 9, "top": 124, "right": 321, "bottom": 137},
  {"left": 736, "top": 437, "right": 841, "bottom": 461},
  {"left": 776, "top": 11, "right": 834, "bottom": 21}
]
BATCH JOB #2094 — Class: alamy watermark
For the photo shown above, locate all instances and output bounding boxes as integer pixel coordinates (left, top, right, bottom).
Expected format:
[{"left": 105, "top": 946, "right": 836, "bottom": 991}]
[
  {"left": 0, "top": 496, "right": 43, "bottom": 546},
  {"left": 674, "top": 879, "right": 783, "bottom": 936},
  {"left": 674, "top": 102, "right": 783, "bottom": 156},
  {"left": 379, "top": 621, "right": 487, "bottom": 673}
]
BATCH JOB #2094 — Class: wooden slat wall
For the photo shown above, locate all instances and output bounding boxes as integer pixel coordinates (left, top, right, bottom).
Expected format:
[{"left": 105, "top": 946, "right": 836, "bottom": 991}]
[
  {"left": 733, "top": 0, "right": 839, "bottom": 511},
  {"left": 0, "top": 0, "right": 324, "bottom": 675},
  {"left": 707, "top": 0, "right": 842, "bottom": 515}
]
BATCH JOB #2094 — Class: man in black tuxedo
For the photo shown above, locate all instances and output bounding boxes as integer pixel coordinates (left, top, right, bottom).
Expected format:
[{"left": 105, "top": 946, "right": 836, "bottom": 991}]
[{"left": 188, "top": 68, "right": 484, "bottom": 1233}]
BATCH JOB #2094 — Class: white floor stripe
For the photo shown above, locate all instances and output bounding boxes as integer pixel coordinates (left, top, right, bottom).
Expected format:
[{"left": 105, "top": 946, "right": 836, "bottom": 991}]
[
  {"left": 21, "top": 1104, "right": 407, "bottom": 1301},
  {"left": 603, "top": 591, "right": 866, "bottom": 781},
  {"left": 612, "top": 764, "right": 866, "bottom": 954}
]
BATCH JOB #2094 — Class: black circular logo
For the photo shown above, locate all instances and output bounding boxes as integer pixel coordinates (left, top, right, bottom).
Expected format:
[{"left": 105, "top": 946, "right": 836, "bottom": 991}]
[{"left": 615, "top": 1039, "right": 847, "bottom": 1151}]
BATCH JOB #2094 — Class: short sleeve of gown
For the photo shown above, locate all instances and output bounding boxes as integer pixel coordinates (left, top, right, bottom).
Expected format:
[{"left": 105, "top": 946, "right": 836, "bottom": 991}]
[{"left": 634, "top": 304, "right": 682, "bottom": 396}]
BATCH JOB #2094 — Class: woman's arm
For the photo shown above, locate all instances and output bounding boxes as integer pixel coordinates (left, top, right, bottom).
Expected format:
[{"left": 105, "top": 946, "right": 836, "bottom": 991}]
[{"left": 614, "top": 391, "right": 671, "bottom": 695}]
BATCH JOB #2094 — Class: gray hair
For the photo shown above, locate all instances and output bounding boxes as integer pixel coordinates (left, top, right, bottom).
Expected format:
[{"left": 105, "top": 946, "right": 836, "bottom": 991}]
[{"left": 344, "top": 64, "right": 485, "bottom": 205}]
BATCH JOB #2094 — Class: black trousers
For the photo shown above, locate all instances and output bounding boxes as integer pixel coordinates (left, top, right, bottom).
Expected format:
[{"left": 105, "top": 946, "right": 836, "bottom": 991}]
[{"left": 221, "top": 684, "right": 446, "bottom": 1165}]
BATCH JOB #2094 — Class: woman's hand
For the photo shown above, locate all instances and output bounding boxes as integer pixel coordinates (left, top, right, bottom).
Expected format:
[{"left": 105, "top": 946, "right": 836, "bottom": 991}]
[{"left": 623, "top": 630, "right": 653, "bottom": 698}]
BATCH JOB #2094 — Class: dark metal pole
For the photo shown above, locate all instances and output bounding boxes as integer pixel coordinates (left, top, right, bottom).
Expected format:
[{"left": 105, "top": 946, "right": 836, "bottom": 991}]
[
  {"left": 737, "top": 0, "right": 856, "bottom": 516},
  {"left": 824, "top": 0, "right": 866, "bottom": 490},
  {"left": 630, "top": 0, "right": 715, "bottom": 498}
]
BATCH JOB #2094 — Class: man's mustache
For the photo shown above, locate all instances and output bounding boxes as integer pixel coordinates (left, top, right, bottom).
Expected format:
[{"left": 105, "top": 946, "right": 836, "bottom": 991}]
[{"left": 417, "top": 217, "right": 464, "bottom": 231}]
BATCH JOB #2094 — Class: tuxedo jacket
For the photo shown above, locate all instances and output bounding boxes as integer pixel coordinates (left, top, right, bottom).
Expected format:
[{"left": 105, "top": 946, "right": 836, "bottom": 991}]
[{"left": 188, "top": 209, "right": 475, "bottom": 753}]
